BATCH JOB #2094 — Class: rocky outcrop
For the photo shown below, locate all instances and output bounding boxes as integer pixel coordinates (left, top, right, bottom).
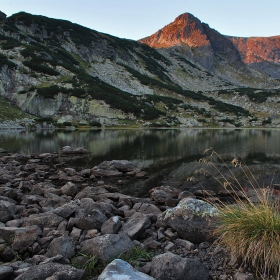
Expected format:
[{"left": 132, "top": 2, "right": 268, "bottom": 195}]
[
  {"left": 0, "top": 11, "right": 6, "bottom": 24},
  {"left": 140, "top": 13, "right": 214, "bottom": 70},
  {"left": 140, "top": 12, "right": 280, "bottom": 87}
]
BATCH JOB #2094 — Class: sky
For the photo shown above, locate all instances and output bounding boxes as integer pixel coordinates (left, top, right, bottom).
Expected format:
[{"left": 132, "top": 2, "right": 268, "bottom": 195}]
[{"left": 1, "top": 0, "right": 280, "bottom": 40}]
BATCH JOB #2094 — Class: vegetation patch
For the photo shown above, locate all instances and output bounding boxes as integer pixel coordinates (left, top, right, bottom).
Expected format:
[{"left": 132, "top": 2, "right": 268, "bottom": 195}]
[
  {"left": 23, "top": 60, "right": 60, "bottom": 76},
  {"left": 197, "top": 148, "right": 280, "bottom": 278},
  {"left": 0, "top": 53, "right": 16, "bottom": 69},
  {"left": 8, "top": 12, "right": 100, "bottom": 47},
  {"left": 218, "top": 87, "right": 280, "bottom": 103},
  {"left": 0, "top": 96, "right": 33, "bottom": 121}
]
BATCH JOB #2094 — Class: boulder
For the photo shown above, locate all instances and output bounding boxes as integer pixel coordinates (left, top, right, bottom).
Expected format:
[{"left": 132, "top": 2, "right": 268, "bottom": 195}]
[
  {"left": 12, "top": 227, "right": 40, "bottom": 253},
  {"left": 61, "top": 146, "right": 89, "bottom": 155},
  {"left": 14, "top": 262, "right": 84, "bottom": 280},
  {"left": 96, "top": 160, "right": 138, "bottom": 172},
  {"left": 133, "top": 203, "right": 161, "bottom": 216},
  {"left": 0, "top": 227, "right": 32, "bottom": 240},
  {"left": 120, "top": 212, "right": 151, "bottom": 240},
  {"left": 45, "top": 235, "right": 76, "bottom": 259},
  {"left": 101, "top": 216, "right": 122, "bottom": 234},
  {"left": 150, "top": 252, "right": 209, "bottom": 280},
  {"left": 23, "top": 213, "right": 65, "bottom": 229},
  {"left": 0, "top": 265, "right": 13, "bottom": 279},
  {"left": 54, "top": 201, "right": 78, "bottom": 219},
  {"left": 60, "top": 182, "right": 78, "bottom": 196},
  {"left": 75, "top": 209, "right": 107, "bottom": 230},
  {"left": 81, "top": 234, "right": 134, "bottom": 262},
  {"left": 157, "top": 198, "right": 219, "bottom": 243},
  {"left": 0, "top": 200, "right": 16, "bottom": 222},
  {"left": 98, "top": 259, "right": 155, "bottom": 280}
]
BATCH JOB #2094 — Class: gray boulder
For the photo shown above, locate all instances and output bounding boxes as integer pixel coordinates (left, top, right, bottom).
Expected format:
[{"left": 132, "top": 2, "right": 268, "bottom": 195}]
[
  {"left": 120, "top": 212, "right": 151, "bottom": 240},
  {"left": 81, "top": 234, "right": 134, "bottom": 262},
  {"left": 75, "top": 209, "right": 107, "bottom": 230},
  {"left": 54, "top": 201, "right": 78, "bottom": 218},
  {"left": 0, "top": 227, "right": 32, "bottom": 240},
  {"left": 12, "top": 227, "right": 40, "bottom": 253},
  {"left": 14, "top": 262, "right": 84, "bottom": 280},
  {"left": 98, "top": 259, "right": 155, "bottom": 280},
  {"left": 158, "top": 198, "right": 219, "bottom": 243},
  {"left": 0, "top": 200, "right": 16, "bottom": 222},
  {"left": 101, "top": 216, "right": 122, "bottom": 234},
  {"left": 61, "top": 182, "right": 78, "bottom": 196},
  {"left": 0, "top": 265, "right": 13, "bottom": 279},
  {"left": 23, "top": 213, "right": 65, "bottom": 229},
  {"left": 150, "top": 252, "right": 209, "bottom": 280},
  {"left": 46, "top": 235, "right": 76, "bottom": 259},
  {"left": 96, "top": 160, "right": 138, "bottom": 172},
  {"left": 133, "top": 202, "right": 162, "bottom": 216}
]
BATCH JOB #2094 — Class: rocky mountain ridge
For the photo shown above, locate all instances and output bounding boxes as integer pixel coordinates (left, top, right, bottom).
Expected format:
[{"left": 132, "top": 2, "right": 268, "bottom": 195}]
[{"left": 0, "top": 11, "right": 280, "bottom": 127}]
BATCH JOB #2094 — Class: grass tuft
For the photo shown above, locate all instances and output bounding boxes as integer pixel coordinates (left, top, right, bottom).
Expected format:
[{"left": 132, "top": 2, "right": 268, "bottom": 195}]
[
  {"left": 196, "top": 148, "right": 280, "bottom": 279},
  {"left": 217, "top": 192, "right": 280, "bottom": 279},
  {"left": 118, "top": 246, "right": 154, "bottom": 267}
]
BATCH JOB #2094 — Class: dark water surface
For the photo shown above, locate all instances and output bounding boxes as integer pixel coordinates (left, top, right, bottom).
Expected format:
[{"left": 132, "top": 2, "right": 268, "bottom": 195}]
[{"left": 1, "top": 129, "right": 280, "bottom": 196}]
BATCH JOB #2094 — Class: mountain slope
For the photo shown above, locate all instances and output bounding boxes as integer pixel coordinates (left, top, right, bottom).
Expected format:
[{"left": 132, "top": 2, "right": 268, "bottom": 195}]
[
  {"left": 0, "top": 11, "right": 280, "bottom": 128},
  {"left": 139, "top": 13, "right": 280, "bottom": 87}
]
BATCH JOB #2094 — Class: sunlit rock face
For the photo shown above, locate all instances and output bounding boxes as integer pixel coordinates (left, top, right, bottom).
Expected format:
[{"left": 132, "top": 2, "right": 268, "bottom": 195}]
[
  {"left": 140, "top": 13, "right": 214, "bottom": 70},
  {"left": 139, "top": 13, "right": 244, "bottom": 70},
  {"left": 140, "top": 13, "right": 210, "bottom": 48},
  {"left": 229, "top": 36, "right": 280, "bottom": 64}
]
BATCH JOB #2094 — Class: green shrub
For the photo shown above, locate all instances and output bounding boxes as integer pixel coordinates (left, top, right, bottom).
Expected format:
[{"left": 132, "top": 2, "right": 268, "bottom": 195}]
[
  {"left": 63, "top": 121, "right": 72, "bottom": 126},
  {"left": 23, "top": 60, "right": 60, "bottom": 76},
  {"left": 1, "top": 40, "right": 22, "bottom": 50},
  {"left": 0, "top": 53, "right": 16, "bottom": 69},
  {"left": 89, "top": 120, "right": 102, "bottom": 127}
]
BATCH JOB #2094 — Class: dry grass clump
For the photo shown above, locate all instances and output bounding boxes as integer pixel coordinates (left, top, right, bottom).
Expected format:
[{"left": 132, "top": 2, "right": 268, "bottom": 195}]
[{"left": 197, "top": 148, "right": 280, "bottom": 279}]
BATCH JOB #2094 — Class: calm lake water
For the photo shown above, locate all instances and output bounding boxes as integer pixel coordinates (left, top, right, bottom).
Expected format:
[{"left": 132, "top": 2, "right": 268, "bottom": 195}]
[{"left": 1, "top": 129, "right": 280, "bottom": 196}]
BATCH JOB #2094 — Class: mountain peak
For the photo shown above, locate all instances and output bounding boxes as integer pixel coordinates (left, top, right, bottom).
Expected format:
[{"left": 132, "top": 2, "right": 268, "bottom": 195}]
[
  {"left": 174, "top": 12, "right": 197, "bottom": 22},
  {"left": 139, "top": 12, "right": 210, "bottom": 48}
]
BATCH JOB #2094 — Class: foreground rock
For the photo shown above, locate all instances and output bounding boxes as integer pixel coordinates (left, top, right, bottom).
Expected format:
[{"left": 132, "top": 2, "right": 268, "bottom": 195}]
[
  {"left": 157, "top": 197, "right": 219, "bottom": 243},
  {"left": 98, "top": 259, "right": 156, "bottom": 280},
  {"left": 150, "top": 252, "right": 209, "bottom": 280},
  {"left": 0, "top": 152, "right": 255, "bottom": 279},
  {"left": 14, "top": 262, "right": 84, "bottom": 280},
  {"left": 61, "top": 146, "right": 90, "bottom": 155},
  {"left": 81, "top": 234, "right": 135, "bottom": 262}
]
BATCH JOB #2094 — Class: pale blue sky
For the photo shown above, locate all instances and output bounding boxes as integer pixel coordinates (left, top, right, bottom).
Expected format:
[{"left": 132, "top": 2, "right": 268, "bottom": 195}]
[{"left": 1, "top": 0, "right": 280, "bottom": 40}]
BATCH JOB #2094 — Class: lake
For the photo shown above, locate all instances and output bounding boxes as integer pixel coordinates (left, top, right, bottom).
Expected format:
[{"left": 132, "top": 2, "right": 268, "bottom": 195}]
[{"left": 1, "top": 128, "right": 280, "bottom": 197}]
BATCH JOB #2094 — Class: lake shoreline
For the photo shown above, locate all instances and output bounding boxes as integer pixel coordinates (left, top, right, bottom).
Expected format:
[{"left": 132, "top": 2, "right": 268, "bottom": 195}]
[{"left": 0, "top": 150, "right": 260, "bottom": 279}]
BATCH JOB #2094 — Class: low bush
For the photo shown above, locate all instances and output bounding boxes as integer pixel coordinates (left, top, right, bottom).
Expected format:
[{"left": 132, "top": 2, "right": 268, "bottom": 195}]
[
  {"left": 23, "top": 60, "right": 60, "bottom": 76},
  {"left": 0, "top": 53, "right": 16, "bottom": 69}
]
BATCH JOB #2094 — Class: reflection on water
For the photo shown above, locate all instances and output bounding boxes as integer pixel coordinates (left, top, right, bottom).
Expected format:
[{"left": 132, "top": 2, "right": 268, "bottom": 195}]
[{"left": 1, "top": 129, "right": 280, "bottom": 196}]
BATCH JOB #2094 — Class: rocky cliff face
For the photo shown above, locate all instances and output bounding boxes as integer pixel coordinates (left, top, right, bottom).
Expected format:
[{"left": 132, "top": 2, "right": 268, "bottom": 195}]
[
  {"left": 140, "top": 13, "right": 214, "bottom": 70},
  {"left": 140, "top": 13, "right": 280, "bottom": 82},
  {"left": 228, "top": 36, "right": 280, "bottom": 78},
  {"left": 0, "top": 11, "right": 280, "bottom": 128}
]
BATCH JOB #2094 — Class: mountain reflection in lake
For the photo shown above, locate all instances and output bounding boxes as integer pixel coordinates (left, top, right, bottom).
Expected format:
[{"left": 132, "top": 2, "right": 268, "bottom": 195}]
[{"left": 1, "top": 129, "right": 280, "bottom": 197}]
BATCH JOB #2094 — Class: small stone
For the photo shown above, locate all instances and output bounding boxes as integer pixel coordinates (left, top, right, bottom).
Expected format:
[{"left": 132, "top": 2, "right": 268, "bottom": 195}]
[
  {"left": 164, "top": 242, "right": 176, "bottom": 252},
  {"left": 234, "top": 272, "right": 255, "bottom": 280},
  {"left": 164, "top": 229, "right": 177, "bottom": 240}
]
